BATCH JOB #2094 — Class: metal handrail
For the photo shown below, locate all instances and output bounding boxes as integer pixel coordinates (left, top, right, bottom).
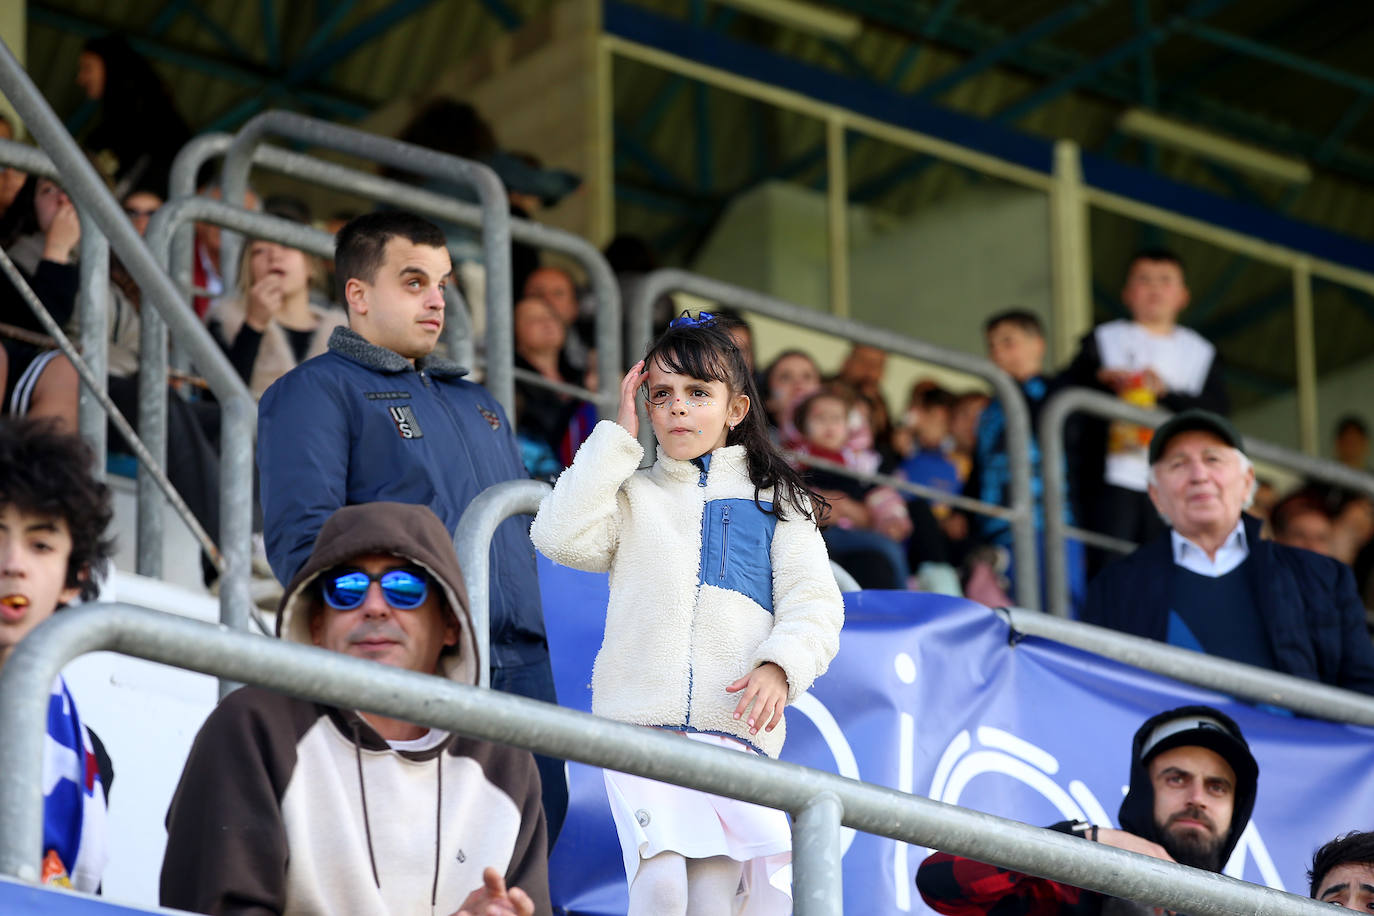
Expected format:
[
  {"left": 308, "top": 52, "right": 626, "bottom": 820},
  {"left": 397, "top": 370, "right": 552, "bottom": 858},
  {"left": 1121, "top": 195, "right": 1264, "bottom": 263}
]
[
  {"left": 998, "top": 606, "right": 1374, "bottom": 724},
  {"left": 219, "top": 112, "right": 515, "bottom": 416},
  {"left": 164, "top": 133, "right": 478, "bottom": 371},
  {"left": 0, "top": 604, "right": 1342, "bottom": 916},
  {"left": 629, "top": 268, "right": 1041, "bottom": 610},
  {"left": 453, "top": 479, "right": 552, "bottom": 689},
  {"left": 168, "top": 133, "right": 620, "bottom": 416},
  {"left": 243, "top": 140, "right": 622, "bottom": 415},
  {"left": 1039, "top": 386, "right": 1374, "bottom": 617},
  {"left": 0, "top": 39, "right": 257, "bottom": 640}
]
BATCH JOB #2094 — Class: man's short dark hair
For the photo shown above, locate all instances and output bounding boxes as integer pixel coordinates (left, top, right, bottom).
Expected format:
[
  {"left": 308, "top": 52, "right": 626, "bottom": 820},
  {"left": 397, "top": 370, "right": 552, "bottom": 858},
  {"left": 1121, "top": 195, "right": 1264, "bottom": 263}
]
[
  {"left": 1309, "top": 831, "right": 1374, "bottom": 897},
  {"left": 1129, "top": 246, "right": 1186, "bottom": 276},
  {"left": 0, "top": 419, "right": 114, "bottom": 602},
  {"left": 1336, "top": 415, "right": 1369, "bottom": 439},
  {"left": 985, "top": 308, "right": 1043, "bottom": 337},
  {"left": 1270, "top": 490, "right": 1329, "bottom": 538},
  {"left": 333, "top": 211, "right": 446, "bottom": 303}
]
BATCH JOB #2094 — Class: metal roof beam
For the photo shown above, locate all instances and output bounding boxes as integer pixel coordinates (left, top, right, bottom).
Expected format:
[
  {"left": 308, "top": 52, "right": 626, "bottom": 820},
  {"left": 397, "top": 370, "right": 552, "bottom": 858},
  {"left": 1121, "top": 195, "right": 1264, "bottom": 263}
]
[
  {"left": 260, "top": 0, "right": 282, "bottom": 69},
  {"left": 1178, "top": 22, "right": 1374, "bottom": 98},
  {"left": 913, "top": 2, "right": 1097, "bottom": 102},
  {"left": 994, "top": 0, "right": 1238, "bottom": 124},
  {"left": 1315, "top": 93, "right": 1374, "bottom": 165},
  {"left": 885, "top": 0, "right": 963, "bottom": 88},
  {"left": 477, "top": 0, "right": 524, "bottom": 31},
  {"left": 28, "top": 3, "right": 370, "bottom": 121},
  {"left": 281, "top": 0, "right": 442, "bottom": 87}
]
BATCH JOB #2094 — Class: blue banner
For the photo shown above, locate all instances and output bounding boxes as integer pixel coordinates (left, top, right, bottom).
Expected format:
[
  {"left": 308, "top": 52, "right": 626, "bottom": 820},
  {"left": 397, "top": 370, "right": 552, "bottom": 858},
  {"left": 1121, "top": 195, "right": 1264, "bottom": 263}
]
[{"left": 541, "top": 556, "right": 1374, "bottom": 914}]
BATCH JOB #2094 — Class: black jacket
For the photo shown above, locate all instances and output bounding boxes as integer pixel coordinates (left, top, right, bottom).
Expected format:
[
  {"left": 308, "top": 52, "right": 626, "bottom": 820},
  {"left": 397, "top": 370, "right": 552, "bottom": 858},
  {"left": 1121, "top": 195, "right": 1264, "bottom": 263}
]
[{"left": 1083, "top": 514, "right": 1374, "bottom": 695}]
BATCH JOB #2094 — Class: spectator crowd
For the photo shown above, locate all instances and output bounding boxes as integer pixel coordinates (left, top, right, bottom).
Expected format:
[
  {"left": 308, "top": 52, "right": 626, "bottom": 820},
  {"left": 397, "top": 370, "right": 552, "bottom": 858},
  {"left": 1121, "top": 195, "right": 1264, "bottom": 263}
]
[{"left": 2, "top": 29, "right": 1374, "bottom": 916}]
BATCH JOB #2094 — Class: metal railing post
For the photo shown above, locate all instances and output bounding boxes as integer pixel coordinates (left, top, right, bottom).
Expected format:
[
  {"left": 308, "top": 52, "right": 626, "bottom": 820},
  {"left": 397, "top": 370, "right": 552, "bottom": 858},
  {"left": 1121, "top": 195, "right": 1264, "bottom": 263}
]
[
  {"left": 453, "top": 479, "right": 552, "bottom": 688},
  {"left": 219, "top": 112, "right": 515, "bottom": 416},
  {"left": 793, "top": 791, "right": 844, "bottom": 915},
  {"left": 1038, "top": 387, "right": 1374, "bottom": 616},
  {"left": 0, "top": 603, "right": 1347, "bottom": 916},
  {"left": 629, "top": 269, "right": 1039, "bottom": 609},
  {"left": 75, "top": 216, "right": 108, "bottom": 476},
  {"left": 136, "top": 298, "right": 167, "bottom": 579}
]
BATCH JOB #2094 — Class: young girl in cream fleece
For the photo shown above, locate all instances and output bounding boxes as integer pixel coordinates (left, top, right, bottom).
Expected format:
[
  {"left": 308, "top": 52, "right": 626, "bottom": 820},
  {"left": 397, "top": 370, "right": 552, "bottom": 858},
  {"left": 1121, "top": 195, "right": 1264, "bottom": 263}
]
[{"left": 531, "top": 313, "right": 844, "bottom": 915}]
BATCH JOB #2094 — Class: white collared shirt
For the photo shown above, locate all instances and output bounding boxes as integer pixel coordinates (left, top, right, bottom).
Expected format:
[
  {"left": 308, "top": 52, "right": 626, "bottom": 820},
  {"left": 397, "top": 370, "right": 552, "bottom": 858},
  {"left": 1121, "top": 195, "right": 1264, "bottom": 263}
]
[{"left": 1170, "top": 520, "right": 1249, "bottom": 577}]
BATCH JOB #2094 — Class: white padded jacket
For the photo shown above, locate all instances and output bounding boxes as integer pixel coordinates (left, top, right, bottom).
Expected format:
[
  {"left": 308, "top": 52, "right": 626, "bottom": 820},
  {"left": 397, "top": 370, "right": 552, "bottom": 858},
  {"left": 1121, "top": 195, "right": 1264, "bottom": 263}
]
[{"left": 531, "top": 420, "right": 843, "bottom": 757}]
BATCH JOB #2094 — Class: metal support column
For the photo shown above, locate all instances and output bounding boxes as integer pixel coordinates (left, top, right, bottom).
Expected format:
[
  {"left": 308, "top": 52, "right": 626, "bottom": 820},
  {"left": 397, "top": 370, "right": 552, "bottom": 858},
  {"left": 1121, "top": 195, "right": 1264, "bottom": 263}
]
[
  {"left": 453, "top": 479, "right": 552, "bottom": 688},
  {"left": 75, "top": 218, "right": 108, "bottom": 476},
  {"left": 1292, "top": 259, "right": 1318, "bottom": 455},
  {"left": 1049, "top": 140, "right": 1092, "bottom": 365},
  {"left": 825, "top": 115, "right": 850, "bottom": 318},
  {"left": 136, "top": 302, "right": 167, "bottom": 579},
  {"left": 793, "top": 791, "right": 844, "bottom": 915}
]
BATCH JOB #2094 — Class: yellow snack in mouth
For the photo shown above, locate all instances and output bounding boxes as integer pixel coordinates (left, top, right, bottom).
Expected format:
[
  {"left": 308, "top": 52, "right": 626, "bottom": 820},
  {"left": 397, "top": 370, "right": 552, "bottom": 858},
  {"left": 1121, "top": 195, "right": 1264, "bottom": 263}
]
[{"left": 1, "top": 595, "right": 29, "bottom": 609}]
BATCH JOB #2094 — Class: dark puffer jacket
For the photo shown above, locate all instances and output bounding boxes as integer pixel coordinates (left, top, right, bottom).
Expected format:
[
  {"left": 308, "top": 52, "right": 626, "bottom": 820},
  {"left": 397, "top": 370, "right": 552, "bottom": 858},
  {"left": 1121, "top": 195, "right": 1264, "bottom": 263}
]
[
  {"left": 1082, "top": 513, "right": 1374, "bottom": 695},
  {"left": 258, "top": 326, "right": 546, "bottom": 667}
]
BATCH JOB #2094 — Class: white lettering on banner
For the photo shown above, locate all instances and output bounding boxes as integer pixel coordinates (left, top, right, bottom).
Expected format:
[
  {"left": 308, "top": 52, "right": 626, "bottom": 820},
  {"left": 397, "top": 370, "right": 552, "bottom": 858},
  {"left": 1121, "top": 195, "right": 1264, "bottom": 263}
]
[
  {"left": 895, "top": 652, "right": 919, "bottom": 911},
  {"left": 921, "top": 726, "right": 1282, "bottom": 894}
]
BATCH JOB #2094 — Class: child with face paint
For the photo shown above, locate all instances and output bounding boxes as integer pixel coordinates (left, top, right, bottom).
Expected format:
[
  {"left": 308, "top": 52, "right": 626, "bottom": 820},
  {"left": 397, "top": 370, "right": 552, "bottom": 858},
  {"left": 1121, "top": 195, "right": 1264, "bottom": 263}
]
[{"left": 532, "top": 312, "right": 844, "bottom": 915}]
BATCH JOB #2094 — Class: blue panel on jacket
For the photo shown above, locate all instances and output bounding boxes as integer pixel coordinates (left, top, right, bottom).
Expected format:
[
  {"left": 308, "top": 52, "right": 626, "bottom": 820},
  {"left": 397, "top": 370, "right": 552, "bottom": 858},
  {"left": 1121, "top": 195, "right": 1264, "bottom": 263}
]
[{"left": 700, "top": 498, "right": 776, "bottom": 613}]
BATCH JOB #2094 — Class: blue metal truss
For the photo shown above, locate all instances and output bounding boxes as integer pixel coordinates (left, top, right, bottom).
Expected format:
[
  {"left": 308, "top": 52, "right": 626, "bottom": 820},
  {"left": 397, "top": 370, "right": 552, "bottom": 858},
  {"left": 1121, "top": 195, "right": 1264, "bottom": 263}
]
[
  {"left": 913, "top": 2, "right": 1096, "bottom": 103},
  {"left": 477, "top": 0, "right": 524, "bottom": 31}
]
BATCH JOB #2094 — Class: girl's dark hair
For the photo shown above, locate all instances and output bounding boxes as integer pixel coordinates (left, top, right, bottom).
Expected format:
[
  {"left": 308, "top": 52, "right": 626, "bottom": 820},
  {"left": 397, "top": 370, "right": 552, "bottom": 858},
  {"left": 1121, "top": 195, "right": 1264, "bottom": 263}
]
[
  {"left": 0, "top": 418, "right": 114, "bottom": 602},
  {"left": 643, "top": 318, "right": 826, "bottom": 525}
]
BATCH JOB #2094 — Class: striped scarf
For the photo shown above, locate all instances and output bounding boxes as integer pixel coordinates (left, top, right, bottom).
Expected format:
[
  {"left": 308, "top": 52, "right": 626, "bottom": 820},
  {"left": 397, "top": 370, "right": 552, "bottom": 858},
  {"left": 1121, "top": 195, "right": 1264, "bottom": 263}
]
[{"left": 41, "top": 676, "right": 107, "bottom": 890}]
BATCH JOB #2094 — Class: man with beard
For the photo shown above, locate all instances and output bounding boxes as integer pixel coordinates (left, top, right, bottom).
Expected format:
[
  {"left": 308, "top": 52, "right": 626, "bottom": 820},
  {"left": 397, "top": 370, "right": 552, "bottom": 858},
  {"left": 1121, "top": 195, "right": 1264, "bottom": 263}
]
[{"left": 916, "top": 706, "right": 1258, "bottom": 916}]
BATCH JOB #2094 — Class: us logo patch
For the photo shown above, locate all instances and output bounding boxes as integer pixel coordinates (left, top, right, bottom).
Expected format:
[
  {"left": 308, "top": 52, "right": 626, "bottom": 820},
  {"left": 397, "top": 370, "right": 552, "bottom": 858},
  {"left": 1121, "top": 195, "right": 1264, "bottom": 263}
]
[
  {"left": 388, "top": 405, "right": 423, "bottom": 439},
  {"left": 477, "top": 405, "right": 501, "bottom": 431}
]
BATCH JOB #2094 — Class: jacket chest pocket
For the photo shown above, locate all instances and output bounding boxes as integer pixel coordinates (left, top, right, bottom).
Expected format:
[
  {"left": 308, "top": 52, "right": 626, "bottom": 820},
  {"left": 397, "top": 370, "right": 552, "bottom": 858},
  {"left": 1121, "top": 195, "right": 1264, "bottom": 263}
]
[{"left": 701, "top": 499, "right": 776, "bottom": 613}]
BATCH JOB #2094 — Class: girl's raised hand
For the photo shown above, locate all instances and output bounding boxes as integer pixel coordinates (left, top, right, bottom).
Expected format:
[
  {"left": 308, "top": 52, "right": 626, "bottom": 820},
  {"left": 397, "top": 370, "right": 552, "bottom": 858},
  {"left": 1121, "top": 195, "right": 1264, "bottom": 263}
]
[
  {"left": 725, "top": 662, "right": 789, "bottom": 735},
  {"left": 617, "top": 360, "right": 648, "bottom": 436}
]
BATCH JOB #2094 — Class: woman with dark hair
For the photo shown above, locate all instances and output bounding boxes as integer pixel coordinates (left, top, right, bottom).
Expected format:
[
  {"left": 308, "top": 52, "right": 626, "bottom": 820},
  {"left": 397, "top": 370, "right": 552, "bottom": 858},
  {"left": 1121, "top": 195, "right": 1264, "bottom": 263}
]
[{"left": 76, "top": 34, "right": 191, "bottom": 198}]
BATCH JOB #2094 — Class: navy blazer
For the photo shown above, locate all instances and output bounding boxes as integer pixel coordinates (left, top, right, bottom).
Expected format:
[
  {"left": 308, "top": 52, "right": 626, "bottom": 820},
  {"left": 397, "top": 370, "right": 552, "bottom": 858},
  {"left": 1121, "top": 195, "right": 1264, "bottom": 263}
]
[{"left": 1082, "top": 513, "right": 1374, "bottom": 695}]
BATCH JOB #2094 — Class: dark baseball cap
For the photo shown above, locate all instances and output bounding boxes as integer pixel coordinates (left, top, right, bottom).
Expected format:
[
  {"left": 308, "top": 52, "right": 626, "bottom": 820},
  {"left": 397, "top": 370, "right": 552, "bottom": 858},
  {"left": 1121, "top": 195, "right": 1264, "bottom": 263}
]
[{"left": 1148, "top": 409, "right": 1244, "bottom": 465}]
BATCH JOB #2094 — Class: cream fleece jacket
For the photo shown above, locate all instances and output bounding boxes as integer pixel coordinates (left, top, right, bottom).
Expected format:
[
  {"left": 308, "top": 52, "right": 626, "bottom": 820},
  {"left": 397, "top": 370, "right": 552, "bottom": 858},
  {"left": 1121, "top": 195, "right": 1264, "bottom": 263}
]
[{"left": 531, "top": 420, "right": 843, "bottom": 757}]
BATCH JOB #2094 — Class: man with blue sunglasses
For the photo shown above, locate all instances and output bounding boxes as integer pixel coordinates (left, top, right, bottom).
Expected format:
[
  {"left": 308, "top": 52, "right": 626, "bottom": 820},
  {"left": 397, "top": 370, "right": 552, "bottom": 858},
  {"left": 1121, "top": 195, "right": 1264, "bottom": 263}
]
[{"left": 161, "top": 502, "right": 551, "bottom": 916}]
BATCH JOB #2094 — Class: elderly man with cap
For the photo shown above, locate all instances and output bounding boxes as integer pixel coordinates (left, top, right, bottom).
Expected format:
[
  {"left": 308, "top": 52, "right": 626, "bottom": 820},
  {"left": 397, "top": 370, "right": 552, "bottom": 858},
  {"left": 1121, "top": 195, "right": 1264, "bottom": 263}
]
[
  {"left": 918, "top": 705, "right": 1258, "bottom": 916},
  {"left": 1081, "top": 409, "right": 1374, "bottom": 694}
]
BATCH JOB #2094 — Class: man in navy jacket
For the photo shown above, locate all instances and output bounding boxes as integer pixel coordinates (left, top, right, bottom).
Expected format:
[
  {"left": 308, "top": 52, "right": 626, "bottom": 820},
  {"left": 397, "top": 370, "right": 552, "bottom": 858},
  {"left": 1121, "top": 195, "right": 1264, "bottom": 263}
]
[
  {"left": 1082, "top": 409, "right": 1374, "bottom": 695},
  {"left": 257, "top": 210, "right": 566, "bottom": 838}
]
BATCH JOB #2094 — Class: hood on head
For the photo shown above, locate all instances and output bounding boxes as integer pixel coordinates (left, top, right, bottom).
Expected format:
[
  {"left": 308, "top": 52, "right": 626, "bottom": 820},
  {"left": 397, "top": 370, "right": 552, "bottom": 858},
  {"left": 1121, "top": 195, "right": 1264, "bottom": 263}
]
[
  {"left": 276, "top": 502, "right": 478, "bottom": 685},
  {"left": 1117, "top": 705, "right": 1258, "bottom": 868}
]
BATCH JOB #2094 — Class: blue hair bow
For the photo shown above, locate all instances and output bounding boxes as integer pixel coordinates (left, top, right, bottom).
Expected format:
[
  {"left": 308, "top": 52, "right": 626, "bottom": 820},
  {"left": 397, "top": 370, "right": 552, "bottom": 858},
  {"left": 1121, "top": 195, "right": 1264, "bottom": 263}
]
[{"left": 668, "top": 310, "right": 717, "bottom": 329}]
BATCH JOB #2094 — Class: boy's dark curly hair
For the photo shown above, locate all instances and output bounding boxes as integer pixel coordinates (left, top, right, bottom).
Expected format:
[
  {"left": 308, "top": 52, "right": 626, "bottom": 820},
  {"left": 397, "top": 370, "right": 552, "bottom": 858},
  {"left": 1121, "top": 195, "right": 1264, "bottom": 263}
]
[
  {"left": 1309, "top": 831, "right": 1374, "bottom": 898},
  {"left": 0, "top": 419, "right": 114, "bottom": 602}
]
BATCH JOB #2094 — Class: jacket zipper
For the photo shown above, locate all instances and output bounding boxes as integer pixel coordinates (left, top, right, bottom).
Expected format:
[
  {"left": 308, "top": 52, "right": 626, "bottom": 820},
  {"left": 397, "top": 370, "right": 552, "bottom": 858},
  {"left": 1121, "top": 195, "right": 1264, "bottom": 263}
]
[
  {"left": 687, "top": 463, "right": 709, "bottom": 727},
  {"left": 719, "top": 506, "right": 730, "bottom": 581}
]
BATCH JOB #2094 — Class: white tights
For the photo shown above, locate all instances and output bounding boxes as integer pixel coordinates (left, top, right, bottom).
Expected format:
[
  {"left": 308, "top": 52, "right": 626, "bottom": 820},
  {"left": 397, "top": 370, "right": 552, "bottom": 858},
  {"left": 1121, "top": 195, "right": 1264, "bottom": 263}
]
[{"left": 628, "top": 851, "right": 743, "bottom": 916}]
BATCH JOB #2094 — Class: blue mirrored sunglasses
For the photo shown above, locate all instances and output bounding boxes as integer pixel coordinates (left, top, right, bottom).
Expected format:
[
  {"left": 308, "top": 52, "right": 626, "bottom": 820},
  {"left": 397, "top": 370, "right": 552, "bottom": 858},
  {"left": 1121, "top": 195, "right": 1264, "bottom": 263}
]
[{"left": 321, "top": 567, "right": 430, "bottom": 611}]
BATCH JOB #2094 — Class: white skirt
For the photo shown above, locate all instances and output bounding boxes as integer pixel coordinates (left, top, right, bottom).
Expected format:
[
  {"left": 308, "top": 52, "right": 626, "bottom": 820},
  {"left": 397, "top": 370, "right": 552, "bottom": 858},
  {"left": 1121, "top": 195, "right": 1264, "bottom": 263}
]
[{"left": 603, "top": 731, "right": 794, "bottom": 915}]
